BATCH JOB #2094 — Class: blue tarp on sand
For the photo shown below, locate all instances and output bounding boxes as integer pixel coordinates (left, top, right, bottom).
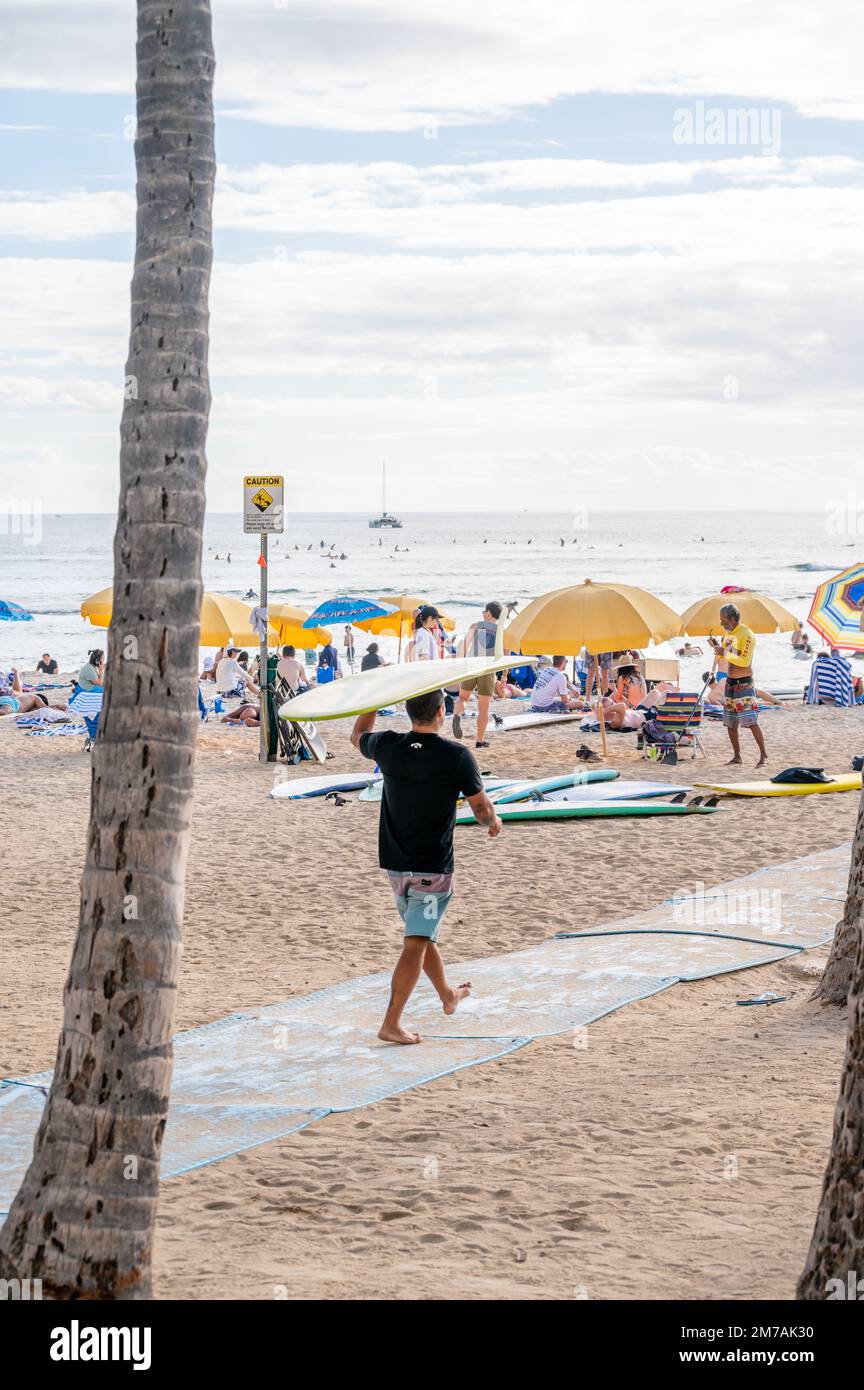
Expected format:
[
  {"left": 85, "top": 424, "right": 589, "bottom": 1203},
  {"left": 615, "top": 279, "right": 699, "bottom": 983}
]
[{"left": 0, "top": 843, "right": 849, "bottom": 1212}]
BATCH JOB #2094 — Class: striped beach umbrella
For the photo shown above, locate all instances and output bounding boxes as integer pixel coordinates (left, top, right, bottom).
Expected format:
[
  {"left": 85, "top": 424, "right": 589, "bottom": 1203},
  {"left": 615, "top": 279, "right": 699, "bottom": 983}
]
[{"left": 809, "top": 561, "right": 864, "bottom": 650}]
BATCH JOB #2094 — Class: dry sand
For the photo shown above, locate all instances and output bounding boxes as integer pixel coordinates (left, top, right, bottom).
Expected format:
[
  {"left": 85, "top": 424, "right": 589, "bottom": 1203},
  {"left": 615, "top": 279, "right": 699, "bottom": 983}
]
[{"left": 1, "top": 700, "right": 861, "bottom": 1299}]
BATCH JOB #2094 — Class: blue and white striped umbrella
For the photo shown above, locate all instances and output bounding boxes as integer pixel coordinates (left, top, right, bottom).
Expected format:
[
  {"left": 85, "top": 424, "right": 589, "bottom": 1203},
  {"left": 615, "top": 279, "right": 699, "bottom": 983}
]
[{"left": 0, "top": 600, "right": 33, "bottom": 622}]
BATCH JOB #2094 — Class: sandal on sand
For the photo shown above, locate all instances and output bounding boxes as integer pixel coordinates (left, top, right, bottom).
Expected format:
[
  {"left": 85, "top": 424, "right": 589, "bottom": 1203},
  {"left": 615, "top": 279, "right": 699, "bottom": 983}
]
[
  {"left": 475, "top": 740, "right": 490, "bottom": 749},
  {"left": 452, "top": 713, "right": 463, "bottom": 739}
]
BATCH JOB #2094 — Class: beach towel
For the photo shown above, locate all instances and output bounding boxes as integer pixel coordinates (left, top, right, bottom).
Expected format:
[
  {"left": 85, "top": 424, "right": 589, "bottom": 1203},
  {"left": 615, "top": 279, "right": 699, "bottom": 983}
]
[
  {"left": 806, "top": 654, "right": 855, "bottom": 707},
  {"left": 25, "top": 724, "right": 88, "bottom": 737}
]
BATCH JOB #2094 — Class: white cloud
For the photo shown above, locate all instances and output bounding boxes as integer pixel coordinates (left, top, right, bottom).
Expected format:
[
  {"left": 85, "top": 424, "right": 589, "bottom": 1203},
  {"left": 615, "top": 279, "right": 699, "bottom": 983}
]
[{"left": 2, "top": 0, "right": 863, "bottom": 129}]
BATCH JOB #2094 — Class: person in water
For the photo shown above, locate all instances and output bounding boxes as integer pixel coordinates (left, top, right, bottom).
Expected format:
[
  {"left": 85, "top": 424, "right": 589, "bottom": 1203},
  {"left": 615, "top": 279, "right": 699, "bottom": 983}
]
[
  {"left": 709, "top": 604, "right": 768, "bottom": 767},
  {"left": 352, "top": 688, "right": 501, "bottom": 1044}
]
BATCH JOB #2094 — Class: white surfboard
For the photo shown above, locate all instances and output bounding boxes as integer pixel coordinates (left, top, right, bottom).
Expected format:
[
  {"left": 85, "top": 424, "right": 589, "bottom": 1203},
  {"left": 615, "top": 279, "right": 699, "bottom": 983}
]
[
  {"left": 490, "top": 710, "right": 584, "bottom": 732},
  {"left": 278, "top": 652, "right": 537, "bottom": 722},
  {"left": 488, "top": 769, "right": 618, "bottom": 803},
  {"left": 532, "top": 780, "right": 692, "bottom": 803},
  {"left": 358, "top": 775, "right": 517, "bottom": 803},
  {"left": 271, "top": 772, "right": 382, "bottom": 800}
]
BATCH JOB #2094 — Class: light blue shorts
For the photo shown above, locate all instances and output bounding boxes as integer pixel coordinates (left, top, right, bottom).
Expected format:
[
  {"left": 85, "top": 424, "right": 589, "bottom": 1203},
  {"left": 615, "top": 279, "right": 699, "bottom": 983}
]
[{"left": 387, "top": 872, "right": 454, "bottom": 942}]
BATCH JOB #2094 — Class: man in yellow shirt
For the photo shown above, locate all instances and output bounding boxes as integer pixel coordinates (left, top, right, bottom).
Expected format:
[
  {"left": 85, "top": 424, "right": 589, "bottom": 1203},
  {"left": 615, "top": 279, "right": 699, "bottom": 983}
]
[{"left": 709, "top": 603, "right": 768, "bottom": 767}]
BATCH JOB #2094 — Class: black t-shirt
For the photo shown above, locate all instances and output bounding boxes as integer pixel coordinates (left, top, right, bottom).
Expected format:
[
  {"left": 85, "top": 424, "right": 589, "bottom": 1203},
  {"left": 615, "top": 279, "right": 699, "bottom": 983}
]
[
  {"left": 361, "top": 652, "right": 383, "bottom": 671},
  {"left": 37, "top": 659, "right": 58, "bottom": 674},
  {"left": 359, "top": 729, "right": 484, "bottom": 873}
]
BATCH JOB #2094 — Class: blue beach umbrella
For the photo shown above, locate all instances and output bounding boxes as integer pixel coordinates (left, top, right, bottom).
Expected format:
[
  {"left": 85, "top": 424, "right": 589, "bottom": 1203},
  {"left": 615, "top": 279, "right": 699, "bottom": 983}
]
[
  {"left": 303, "top": 595, "right": 397, "bottom": 629},
  {"left": 0, "top": 600, "right": 33, "bottom": 622}
]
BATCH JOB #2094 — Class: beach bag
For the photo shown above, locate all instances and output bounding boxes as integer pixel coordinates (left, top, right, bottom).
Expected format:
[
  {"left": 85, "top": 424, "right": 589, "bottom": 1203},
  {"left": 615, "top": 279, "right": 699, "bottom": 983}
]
[
  {"left": 852, "top": 755, "right": 864, "bottom": 772},
  {"left": 770, "top": 767, "right": 832, "bottom": 785},
  {"left": 641, "top": 717, "right": 676, "bottom": 746}
]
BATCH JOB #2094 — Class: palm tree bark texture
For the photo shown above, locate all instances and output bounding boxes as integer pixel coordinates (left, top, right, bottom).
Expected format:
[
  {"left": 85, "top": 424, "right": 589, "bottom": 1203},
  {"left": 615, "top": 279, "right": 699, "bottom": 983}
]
[{"left": 0, "top": 0, "right": 215, "bottom": 1299}]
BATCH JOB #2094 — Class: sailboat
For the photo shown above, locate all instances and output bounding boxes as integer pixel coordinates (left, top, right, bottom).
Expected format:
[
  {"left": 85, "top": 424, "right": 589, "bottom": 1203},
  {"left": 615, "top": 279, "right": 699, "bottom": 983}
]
[{"left": 368, "top": 462, "right": 402, "bottom": 529}]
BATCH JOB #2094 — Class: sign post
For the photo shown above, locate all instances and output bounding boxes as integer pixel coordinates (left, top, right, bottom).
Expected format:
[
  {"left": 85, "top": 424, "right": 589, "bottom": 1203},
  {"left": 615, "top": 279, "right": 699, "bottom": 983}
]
[{"left": 243, "top": 475, "right": 284, "bottom": 763}]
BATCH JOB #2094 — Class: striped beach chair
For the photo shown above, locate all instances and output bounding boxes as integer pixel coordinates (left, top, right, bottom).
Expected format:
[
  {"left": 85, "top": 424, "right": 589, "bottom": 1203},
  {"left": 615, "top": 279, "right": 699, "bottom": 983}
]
[
  {"left": 642, "top": 690, "right": 705, "bottom": 759},
  {"left": 68, "top": 687, "right": 104, "bottom": 750}
]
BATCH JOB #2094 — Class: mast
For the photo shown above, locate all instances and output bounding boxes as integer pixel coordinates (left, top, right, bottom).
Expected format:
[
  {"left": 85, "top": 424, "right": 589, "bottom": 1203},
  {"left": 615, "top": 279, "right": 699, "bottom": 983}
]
[{"left": 382, "top": 459, "right": 386, "bottom": 515}]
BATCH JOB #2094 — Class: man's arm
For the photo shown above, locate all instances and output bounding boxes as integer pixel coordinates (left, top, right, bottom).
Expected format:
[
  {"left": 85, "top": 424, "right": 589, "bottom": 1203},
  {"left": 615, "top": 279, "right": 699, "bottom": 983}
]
[
  {"left": 351, "top": 710, "right": 376, "bottom": 753},
  {"left": 465, "top": 790, "right": 503, "bottom": 837}
]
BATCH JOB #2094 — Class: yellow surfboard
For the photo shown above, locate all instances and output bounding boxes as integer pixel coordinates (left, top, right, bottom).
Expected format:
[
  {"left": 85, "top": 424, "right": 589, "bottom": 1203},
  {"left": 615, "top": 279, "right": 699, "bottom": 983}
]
[
  {"left": 696, "top": 772, "right": 861, "bottom": 797},
  {"left": 278, "top": 654, "right": 537, "bottom": 722}
]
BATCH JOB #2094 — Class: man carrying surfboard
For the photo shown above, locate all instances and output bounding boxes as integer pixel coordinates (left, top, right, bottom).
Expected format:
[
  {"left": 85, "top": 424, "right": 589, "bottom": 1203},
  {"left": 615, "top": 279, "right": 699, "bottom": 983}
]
[
  {"left": 709, "top": 603, "right": 768, "bottom": 768},
  {"left": 352, "top": 690, "right": 502, "bottom": 1044}
]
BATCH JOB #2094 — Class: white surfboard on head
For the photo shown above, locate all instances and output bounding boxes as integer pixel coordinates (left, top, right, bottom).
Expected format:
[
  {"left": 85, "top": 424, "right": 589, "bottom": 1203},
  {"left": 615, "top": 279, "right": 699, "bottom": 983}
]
[{"left": 278, "top": 621, "right": 536, "bottom": 722}]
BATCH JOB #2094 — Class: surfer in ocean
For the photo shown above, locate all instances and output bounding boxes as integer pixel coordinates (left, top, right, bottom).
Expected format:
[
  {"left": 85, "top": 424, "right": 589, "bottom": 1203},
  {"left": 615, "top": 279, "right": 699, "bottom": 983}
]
[{"left": 352, "top": 690, "right": 502, "bottom": 1044}]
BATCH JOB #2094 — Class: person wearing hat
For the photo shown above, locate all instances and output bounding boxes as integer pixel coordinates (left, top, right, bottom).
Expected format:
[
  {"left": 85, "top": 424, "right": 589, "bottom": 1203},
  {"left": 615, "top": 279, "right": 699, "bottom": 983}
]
[
  {"left": 215, "top": 645, "right": 258, "bottom": 699},
  {"left": 407, "top": 605, "right": 442, "bottom": 662}
]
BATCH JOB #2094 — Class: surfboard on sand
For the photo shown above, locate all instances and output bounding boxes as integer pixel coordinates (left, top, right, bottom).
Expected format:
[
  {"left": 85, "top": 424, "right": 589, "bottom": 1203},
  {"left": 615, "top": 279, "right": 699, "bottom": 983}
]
[
  {"left": 696, "top": 772, "right": 861, "bottom": 798},
  {"left": 271, "top": 772, "right": 382, "bottom": 800},
  {"left": 456, "top": 800, "right": 717, "bottom": 824},
  {"left": 488, "top": 769, "right": 618, "bottom": 804},
  {"left": 491, "top": 710, "right": 584, "bottom": 732},
  {"left": 358, "top": 775, "right": 514, "bottom": 803},
  {"left": 521, "top": 779, "right": 692, "bottom": 804},
  {"left": 278, "top": 650, "right": 538, "bottom": 723},
  {"left": 294, "top": 720, "right": 328, "bottom": 764}
]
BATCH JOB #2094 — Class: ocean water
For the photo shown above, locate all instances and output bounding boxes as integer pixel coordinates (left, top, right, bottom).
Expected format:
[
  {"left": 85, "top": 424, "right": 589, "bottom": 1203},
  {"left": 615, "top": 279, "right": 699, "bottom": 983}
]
[{"left": 0, "top": 510, "right": 857, "bottom": 687}]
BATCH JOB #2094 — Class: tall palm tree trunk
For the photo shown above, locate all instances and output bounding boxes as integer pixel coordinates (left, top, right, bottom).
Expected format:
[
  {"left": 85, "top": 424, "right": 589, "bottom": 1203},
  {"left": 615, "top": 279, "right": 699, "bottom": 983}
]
[
  {"left": 798, "top": 796, "right": 864, "bottom": 1297},
  {"left": 0, "top": 0, "right": 215, "bottom": 1299},
  {"left": 811, "top": 791, "right": 864, "bottom": 1005}
]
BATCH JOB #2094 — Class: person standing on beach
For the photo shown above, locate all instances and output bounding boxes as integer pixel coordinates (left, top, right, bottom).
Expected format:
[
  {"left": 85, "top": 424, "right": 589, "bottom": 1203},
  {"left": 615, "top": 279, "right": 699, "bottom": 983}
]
[
  {"left": 709, "top": 603, "right": 768, "bottom": 767},
  {"left": 452, "top": 600, "right": 502, "bottom": 748},
  {"left": 352, "top": 689, "right": 502, "bottom": 1044}
]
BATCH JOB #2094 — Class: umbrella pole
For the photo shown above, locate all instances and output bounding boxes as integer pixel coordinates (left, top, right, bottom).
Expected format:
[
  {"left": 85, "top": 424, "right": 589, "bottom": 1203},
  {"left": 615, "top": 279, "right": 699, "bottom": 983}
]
[
  {"left": 259, "top": 534, "right": 271, "bottom": 763},
  {"left": 594, "top": 656, "right": 607, "bottom": 757}
]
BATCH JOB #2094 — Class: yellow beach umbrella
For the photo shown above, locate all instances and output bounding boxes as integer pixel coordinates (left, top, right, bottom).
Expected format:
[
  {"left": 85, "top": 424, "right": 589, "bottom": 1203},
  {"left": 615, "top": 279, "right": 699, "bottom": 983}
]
[
  {"left": 355, "top": 594, "right": 456, "bottom": 639},
  {"left": 355, "top": 594, "right": 456, "bottom": 658},
  {"left": 80, "top": 585, "right": 114, "bottom": 628},
  {"left": 505, "top": 580, "right": 682, "bottom": 656},
  {"left": 505, "top": 580, "right": 682, "bottom": 754},
  {"left": 680, "top": 591, "right": 797, "bottom": 636},
  {"left": 81, "top": 587, "right": 278, "bottom": 647},
  {"left": 269, "top": 602, "right": 331, "bottom": 649}
]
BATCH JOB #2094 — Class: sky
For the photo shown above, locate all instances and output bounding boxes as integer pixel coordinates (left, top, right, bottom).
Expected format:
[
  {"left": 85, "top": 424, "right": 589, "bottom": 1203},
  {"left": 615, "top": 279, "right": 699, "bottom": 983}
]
[{"left": 0, "top": 0, "right": 862, "bottom": 513}]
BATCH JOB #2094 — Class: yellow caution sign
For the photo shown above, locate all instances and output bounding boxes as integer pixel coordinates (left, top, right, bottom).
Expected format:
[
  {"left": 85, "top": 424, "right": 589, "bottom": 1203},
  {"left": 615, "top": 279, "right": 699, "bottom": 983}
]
[{"left": 243, "top": 475, "right": 284, "bottom": 533}]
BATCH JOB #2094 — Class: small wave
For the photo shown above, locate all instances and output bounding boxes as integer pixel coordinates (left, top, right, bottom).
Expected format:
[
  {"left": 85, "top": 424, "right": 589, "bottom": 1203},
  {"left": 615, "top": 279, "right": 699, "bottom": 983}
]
[{"left": 787, "top": 563, "right": 839, "bottom": 572}]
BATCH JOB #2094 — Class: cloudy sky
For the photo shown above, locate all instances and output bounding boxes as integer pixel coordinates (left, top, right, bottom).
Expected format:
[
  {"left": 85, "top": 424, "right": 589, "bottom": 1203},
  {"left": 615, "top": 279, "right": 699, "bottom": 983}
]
[{"left": 0, "top": 0, "right": 861, "bottom": 512}]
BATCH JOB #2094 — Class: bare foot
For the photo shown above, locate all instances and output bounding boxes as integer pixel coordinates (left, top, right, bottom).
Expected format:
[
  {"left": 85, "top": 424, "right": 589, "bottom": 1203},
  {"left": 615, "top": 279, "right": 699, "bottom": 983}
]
[
  {"left": 726, "top": 756, "right": 743, "bottom": 765},
  {"left": 756, "top": 757, "right": 768, "bottom": 768},
  {"left": 442, "top": 981, "right": 472, "bottom": 1016},
  {"left": 378, "top": 1023, "right": 422, "bottom": 1045}
]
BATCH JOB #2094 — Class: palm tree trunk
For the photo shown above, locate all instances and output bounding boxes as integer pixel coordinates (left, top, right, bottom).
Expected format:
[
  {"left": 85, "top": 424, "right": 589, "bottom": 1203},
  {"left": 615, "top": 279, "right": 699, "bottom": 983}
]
[
  {"left": 798, "top": 796, "right": 864, "bottom": 1297},
  {"left": 811, "top": 790, "right": 864, "bottom": 1006},
  {"left": 0, "top": 0, "right": 214, "bottom": 1299}
]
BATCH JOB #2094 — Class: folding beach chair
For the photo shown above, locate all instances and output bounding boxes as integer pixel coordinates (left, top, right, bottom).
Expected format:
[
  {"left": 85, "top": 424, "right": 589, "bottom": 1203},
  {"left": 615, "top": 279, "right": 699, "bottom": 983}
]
[
  {"left": 641, "top": 690, "right": 705, "bottom": 760},
  {"left": 68, "top": 688, "right": 104, "bottom": 751}
]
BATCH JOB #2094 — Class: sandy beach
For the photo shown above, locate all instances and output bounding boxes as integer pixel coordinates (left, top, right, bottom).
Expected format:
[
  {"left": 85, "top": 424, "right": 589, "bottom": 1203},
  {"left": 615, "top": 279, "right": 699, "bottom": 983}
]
[{"left": 1, "top": 699, "right": 858, "bottom": 1300}]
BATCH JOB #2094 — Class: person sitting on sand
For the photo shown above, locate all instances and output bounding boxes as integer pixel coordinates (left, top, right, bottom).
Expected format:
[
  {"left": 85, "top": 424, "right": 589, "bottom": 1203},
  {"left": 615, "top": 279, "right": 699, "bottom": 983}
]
[
  {"left": 36, "top": 653, "right": 58, "bottom": 675},
  {"left": 316, "top": 643, "right": 342, "bottom": 684},
  {"left": 361, "top": 641, "right": 387, "bottom": 672},
  {"left": 351, "top": 688, "right": 501, "bottom": 1045},
  {"left": 216, "top": 646, "right": 258, "bottom": 699},
  {"left": 614, "top": 663, "right": 648, "bottom": 706},
  {"left": 201, "top": 647, "right": 222, "bottom": 681},
  {"left": 77, "top": 649, "right": 104, "bottom": 691},
  {"left": 709, "top": 603, "right": 768, "bottom": 767},
  {"left": 530, "top": 655, "right": 587, "bottom": 713},
  {"left": 276, "top": 644, "right": 308, "bottom": 691}
]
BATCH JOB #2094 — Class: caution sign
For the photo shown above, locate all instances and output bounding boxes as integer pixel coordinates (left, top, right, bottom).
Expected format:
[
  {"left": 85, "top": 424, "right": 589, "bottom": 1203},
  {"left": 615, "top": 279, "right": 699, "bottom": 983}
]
[{"left": 243, "top": 475, "right": 284, "bottom": 534}]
